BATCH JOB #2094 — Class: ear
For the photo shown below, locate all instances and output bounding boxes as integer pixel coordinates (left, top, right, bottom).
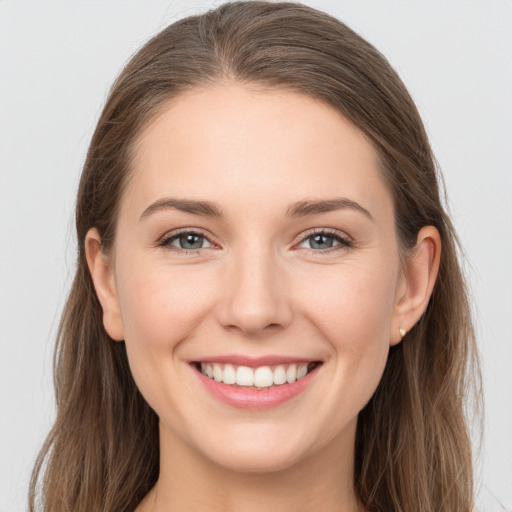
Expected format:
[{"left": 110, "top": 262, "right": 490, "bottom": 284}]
[
  {"left": 390, "top": 225, "right": 441, "bottom": 346},
  {"left": 85, "top": 228, "right": 124, "bottom": 341}
]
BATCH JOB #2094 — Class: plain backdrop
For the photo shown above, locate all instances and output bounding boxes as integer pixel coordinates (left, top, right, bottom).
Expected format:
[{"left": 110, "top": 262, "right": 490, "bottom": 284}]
[{"left": 1, "top": 1, "right": 511, "bottom": 511}]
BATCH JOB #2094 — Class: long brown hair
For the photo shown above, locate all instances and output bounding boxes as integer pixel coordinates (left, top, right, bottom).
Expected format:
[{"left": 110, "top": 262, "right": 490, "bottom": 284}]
[{"left": 30, "top": 2, "right": 480, "bottom": 511}]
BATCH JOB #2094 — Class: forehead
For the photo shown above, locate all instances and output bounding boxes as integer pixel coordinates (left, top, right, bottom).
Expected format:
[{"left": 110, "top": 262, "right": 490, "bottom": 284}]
[{"left": 124, "top": 84, "right": 392, "bottom": 222}]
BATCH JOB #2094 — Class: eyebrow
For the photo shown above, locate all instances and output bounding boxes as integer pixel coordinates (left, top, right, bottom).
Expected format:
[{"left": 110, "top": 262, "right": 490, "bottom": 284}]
[
  {"left": 140, "top": 196, "right": 373, "bottom": 221},
  {"left": 285, "top": 198, "right": 374, "bottom": 220},
  {"left": 140, "top": 198, "right": 224, "bottom": 220}
]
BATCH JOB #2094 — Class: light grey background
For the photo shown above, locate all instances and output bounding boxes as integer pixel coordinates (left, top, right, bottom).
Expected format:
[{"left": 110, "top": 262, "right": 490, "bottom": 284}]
[{"left": 1, "top": 1, "right": 511, "bottom": 511}]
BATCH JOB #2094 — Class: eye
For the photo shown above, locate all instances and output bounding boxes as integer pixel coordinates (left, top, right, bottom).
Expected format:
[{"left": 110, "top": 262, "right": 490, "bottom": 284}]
[
  {"left": 297, "top": 230, "right": 352, "bottom": 252},
  {"left": 160, "top": 231, "right": 214, "bottom": 252}
]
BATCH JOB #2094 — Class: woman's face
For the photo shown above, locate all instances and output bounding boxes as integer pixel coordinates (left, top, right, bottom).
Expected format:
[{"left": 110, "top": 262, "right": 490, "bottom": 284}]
[{"left": 95, "top": 84, "right": 410, "bottom": 472}]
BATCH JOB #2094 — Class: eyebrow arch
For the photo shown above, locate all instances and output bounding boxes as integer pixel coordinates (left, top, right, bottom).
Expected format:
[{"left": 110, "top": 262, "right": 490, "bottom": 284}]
[
  {"left": 286, "top": 198, "right": 374, "bottom": 220},
  {"left": 140, "top": 196, "right": 373, "bottom": 222},
  {"left": 140, "top": 198, "right": 224, "bottom": 220}
]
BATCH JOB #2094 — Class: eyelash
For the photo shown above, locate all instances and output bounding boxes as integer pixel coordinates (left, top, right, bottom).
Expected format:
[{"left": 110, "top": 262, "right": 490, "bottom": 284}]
[
  {"left": 158, "top": 229, "right": 215, "bottom": 255},
  {"left": 158, "top": 228, "right": 353, "bottom": 255},
  {"left": 296, "top": 228, "right": 353, "bottom": 254}
]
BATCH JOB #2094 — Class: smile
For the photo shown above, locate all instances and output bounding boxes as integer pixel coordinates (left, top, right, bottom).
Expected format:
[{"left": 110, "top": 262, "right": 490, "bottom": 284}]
[
  {"left": 192, "top": 359, "right": 323, "bottom": 410},
  {"left": 198, "top": 362, "right": 320, "bottom": 389}
]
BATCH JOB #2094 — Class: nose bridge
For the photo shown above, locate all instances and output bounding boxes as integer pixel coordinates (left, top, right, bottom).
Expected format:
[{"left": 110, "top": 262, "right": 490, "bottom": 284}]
[{"left": 217, "top": 240, "right": 292, "bottom": 335}]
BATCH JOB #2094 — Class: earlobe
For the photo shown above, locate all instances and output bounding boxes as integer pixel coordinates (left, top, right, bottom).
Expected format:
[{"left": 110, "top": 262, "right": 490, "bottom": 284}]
[
  {"left": 391, "top": 226, "right": 441, "bottom": 346},
  {"left": 85, "top": 228, "right": 124, "bottom": 341}
]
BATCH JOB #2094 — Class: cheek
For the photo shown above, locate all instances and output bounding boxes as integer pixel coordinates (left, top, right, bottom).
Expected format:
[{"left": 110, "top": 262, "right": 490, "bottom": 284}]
[
  {"left": 114, "top": 258, "right": 220, "bottom": 411},
  {"left": 296, "top": 260, "right": 397, "bottom": 398},
  {"left": 117, "top": 262, "right": 218, "bottom": 349},
  {"left": 299, "top": 260, "right": 397, "bottom": 341}
]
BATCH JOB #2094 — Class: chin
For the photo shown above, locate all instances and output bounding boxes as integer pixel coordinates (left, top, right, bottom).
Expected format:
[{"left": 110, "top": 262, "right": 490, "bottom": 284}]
[
  {"left": 188, "top": 422, "right": 328, "bottom": 475},
  {"left": 206, "top": 443, "right": 306, "bottom": 474}
]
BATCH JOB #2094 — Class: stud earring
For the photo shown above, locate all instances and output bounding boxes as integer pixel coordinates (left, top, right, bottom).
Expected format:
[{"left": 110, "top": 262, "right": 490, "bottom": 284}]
[{"left": 399, "top": 327, "right": 407, "bottom": 339}]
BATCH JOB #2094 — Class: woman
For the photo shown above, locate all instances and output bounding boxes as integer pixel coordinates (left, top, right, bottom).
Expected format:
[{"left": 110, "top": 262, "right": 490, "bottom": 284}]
[{"left": 29, "top": 2, "right": 479, "bottom": 511}]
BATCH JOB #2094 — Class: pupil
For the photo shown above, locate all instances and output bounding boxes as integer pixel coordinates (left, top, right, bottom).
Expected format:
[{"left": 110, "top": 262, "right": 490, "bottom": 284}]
[
  {"left": 181, "top": 234, "right": 203, "bottom": 249},
  {"left": 311, "top": 234, "right": 333, "bottom": 249}
]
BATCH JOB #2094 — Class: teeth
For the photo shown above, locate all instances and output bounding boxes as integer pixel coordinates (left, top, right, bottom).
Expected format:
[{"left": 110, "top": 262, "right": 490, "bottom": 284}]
[
  {"left": 273, "top": 365, "right": 287, "bottom": 385},
  {"left": 254, "top": 367, "right": 274, "bottom": 388},
  {"left": 236, "top": 366, "right": 254, "bottom": 386},
  {"left": 213, "top": 364, "right": 223, "bottom": 382},
  {"left": 297, "top": 364, "right": 308, "bottom": 380},
  {"left": 286, "top": 364, "right": 297, "bottom": 384},
  {"left": 199, "top": 362, "right": 315, "bottom": 388},
  {"left": 223, "top": 364, "right": 236, "bottom": 385}
]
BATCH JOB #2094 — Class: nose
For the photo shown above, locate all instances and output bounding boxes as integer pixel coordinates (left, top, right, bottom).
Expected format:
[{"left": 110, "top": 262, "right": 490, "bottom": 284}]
[{"left": 215, "top": 246, "right": 293, "bottom": 337}]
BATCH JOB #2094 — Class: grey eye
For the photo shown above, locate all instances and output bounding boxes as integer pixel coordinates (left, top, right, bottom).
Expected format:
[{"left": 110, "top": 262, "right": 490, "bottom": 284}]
[
  {"left": 309, "top": 234, "right": 334, "bottom": 249},
  {"left": 164, "top": 232, "right": 213, "bottom": 250},
  {"left": 180, "top": 234, "right": 204, "bottom": 249},
  {"left": 297, "top": 231, "right": 351, "bottom": 251}
]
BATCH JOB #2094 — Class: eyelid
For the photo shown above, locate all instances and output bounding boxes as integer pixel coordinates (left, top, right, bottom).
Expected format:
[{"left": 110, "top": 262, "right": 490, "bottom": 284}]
[
  {"left": 155, "top": 227, "right": 352, "bottom": 254},
  {"left": 294, "top": 228, "right": 353, "bottom": 252},
  {"left": 157, "top": 228, "right": 219, "bottom": 253}
]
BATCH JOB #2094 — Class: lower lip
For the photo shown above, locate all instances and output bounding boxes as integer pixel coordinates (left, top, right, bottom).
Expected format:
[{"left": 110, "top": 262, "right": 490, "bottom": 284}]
[{"left": 193, "top": 364, "right": 320, "bottom": 410}]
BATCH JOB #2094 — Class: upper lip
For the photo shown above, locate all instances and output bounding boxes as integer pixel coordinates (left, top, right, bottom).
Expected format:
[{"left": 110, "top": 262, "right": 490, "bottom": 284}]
[{"left": 191, "top": 355, "right": 322, "bottom": 367}]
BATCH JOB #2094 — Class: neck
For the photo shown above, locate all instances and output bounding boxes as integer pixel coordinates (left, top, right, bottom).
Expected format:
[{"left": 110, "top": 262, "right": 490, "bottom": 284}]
[{"left": 138, "top": 420, "right": 362, "bottom": 512}]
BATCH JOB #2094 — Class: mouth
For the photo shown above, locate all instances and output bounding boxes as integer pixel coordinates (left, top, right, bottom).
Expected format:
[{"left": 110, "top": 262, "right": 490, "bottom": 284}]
[
  {"left": 190, "top": 358, "right": 322, "bottom": 409},
  {"left": 193, "top": 361, "right": 322, "bottom": 389}
]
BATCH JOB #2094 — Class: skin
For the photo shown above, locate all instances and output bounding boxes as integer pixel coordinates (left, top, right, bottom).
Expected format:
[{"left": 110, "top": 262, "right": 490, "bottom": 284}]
[{"left": 86, "top": 84, "right": 440, "bottom": 512}]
